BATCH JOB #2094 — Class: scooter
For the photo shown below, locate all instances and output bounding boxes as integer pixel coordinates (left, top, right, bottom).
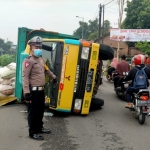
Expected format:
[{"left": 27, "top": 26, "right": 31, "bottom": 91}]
[
  {"left": 106, "top": 66, "right": 116, "bottom": 82},
  {"left": 129, "top": 89, "right": 150, "bottom": 124},
  {"left": 115, "top": 72, "right": 129, "bottom": 100}
]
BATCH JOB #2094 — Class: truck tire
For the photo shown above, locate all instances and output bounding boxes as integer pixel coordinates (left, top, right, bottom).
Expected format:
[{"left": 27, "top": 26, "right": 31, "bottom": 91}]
[
  {"left": 91, "top": 97, "right": 104, "bottom": 106},
  {"left": 99, "top": 44, "right": 114, "bottom": 60}
]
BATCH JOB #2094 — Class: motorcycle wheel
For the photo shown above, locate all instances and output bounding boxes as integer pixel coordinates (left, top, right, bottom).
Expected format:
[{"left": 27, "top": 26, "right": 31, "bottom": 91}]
[
  {"left": 138, "top": 111, "right": 146, "bottom": 125},
  {"left": 116, "top": 90, "right": 122, "bottom": 98},
  {"left": 106, "top": 75, "right": 110, "bottom": 81}
]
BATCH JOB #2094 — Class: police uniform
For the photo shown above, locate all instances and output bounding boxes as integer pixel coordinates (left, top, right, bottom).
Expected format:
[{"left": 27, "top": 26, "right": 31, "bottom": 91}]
[{"left": 22, "top": 36, "right": 56, "bottom": 140}]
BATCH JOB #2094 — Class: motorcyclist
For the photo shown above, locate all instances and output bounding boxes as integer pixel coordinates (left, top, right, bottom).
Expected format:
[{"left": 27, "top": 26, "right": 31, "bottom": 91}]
[
  {"left": 113, "top": 55, "right": 130, "bottom": 90},
  {"left": 124, "top": 54, "right": 150, "bottom": 108}
]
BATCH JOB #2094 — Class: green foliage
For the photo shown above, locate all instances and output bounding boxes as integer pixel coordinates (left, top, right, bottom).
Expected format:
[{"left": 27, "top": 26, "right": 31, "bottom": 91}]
[
  {"left": 121, "top": 0, "right": 150, "bottom": 47},
  {"left": 0, "top": 54, "right": 16, "bottom": 66},
  {"left": 136, "top": 41, "right": 150, "bottom": 55},
  {"left": 73, "top": 18, "right": 111, "bottom": 41},
  {"left": 102, "top": 20, "right": 111, "bottom": 35},
  {"left": 73, "top": 21, "right": 90, "bottom": 39},
  {"left": 122, "top": 0, "right": 150, "bottom": 29},
  {"left": 0, "top": 38, "right": 13, "bottom": 54},
  {"left": 88, "top": 31, "right": 98, "bottom": 41}
]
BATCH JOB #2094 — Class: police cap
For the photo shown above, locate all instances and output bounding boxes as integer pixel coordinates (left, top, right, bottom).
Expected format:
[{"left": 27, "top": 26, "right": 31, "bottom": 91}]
[{"left": 28, "top": 36, "right": 43, "bottom": 47}]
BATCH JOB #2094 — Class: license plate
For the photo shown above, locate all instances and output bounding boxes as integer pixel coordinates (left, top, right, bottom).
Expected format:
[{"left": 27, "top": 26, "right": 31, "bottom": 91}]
[
  {"left": 124, "top": 83, "right": 129, "bottom": 88},
  {"left": 137, "top": 100, "right": 150, "bottom": 106},
  {"left": 86, "top": 69, "right": 94, "bottom": 92}
]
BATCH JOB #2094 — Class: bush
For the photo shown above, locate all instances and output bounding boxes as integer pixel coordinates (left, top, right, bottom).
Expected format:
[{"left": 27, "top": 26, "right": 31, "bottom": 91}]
[{"left": 0, "top": 54, "right": 16, "bottom": 66}]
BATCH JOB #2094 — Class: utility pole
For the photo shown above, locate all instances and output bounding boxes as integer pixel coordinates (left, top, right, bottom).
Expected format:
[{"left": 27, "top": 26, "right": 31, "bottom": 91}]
[
  {"left": 102, "top": 5, "right": 105, "bottom": 43},
  {"left": 98, "top": 4, "right": 102, "bottom": 44},
  {"left": 117, "top": 0, "right": 125, "bottom": 61}
]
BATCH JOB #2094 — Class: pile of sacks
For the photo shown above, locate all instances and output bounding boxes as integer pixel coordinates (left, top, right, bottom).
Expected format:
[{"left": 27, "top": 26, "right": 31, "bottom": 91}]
[{"left": 0, "top": 63, "right": 16, "bottom": 100}]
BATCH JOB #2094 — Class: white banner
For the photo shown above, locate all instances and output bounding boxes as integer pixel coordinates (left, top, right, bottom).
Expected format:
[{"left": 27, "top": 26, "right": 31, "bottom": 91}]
[{"left": 110, "top": 29, "right": 150, "bottom": 42}]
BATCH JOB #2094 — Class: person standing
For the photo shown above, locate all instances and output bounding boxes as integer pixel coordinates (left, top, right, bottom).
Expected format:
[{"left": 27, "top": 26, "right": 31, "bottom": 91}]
[
  {"left": 113, "top": 55, "right": 130, "bottom": 89},
  {"left": 22, "top": 36, "right": 57, "bottom": 140}
]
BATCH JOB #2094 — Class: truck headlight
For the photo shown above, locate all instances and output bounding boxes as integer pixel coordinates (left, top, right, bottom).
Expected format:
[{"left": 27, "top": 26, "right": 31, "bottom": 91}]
[
  {"left": 74, "top": 99, "right": 82, "bottom": 110},
  {"left": 81, "top": 47, "right": 89, "bottom": 60}
]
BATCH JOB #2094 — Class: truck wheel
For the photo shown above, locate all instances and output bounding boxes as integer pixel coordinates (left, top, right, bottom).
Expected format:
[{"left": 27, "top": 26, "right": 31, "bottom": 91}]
[
  {"left": 99, "top": 44, "right": 114, "bottom": 60},
  {"left": 91, "top": 97, "right": 104, "bottom": 106}
]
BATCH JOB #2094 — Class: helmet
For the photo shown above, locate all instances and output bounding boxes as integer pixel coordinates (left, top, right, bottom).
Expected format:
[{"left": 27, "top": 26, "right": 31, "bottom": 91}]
[
  {"left": 145, "top": 57, "right": 150, "bottom": 66},
  {"left": 132, "top": 54, "right": 146, "bottom": 65},
  {"left": 28, "top": 36, "right": 43, "bottom": 47}
]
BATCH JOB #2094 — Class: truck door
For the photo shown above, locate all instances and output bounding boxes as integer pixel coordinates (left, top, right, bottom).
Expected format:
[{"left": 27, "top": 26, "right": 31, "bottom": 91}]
[{"left": 42, "top": 41, "right": 64, "bottom": 108}]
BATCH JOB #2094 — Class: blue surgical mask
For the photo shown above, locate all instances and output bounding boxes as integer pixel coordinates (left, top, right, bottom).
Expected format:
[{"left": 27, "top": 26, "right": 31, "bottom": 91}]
[{"left": 34, "top": 49, "right": 42, "bottom": 57}]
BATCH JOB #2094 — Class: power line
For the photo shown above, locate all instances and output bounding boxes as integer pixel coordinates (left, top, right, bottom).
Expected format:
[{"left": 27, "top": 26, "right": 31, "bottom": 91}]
[
  {"left": 105, "top": 1, "right": 118, "bottom": 9},
  {"left": 105, "top": 10, "right": 118, "bottom": 14},
  {"left": 101, "top": 0, "right": 109, "bottom": 5},
  {"left": 104, "top": 0, "right": 116, "bottom": 6},
  {"left": 93, "top": 0, "right": 116, "bottom": 19},
  {"left": 93, "top": 6, "right": 99, "bottom": 19}
]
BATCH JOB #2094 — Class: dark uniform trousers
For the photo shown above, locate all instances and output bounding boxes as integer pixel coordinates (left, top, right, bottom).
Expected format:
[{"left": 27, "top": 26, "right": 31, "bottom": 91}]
[{"left": 28, "top": 89, "right": 45, "bottom": 135}]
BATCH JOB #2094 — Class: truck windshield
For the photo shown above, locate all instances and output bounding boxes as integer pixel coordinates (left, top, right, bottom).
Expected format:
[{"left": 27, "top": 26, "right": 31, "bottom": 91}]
[{"left": 42, "top": 42, "right": 58, "bottom": 72}]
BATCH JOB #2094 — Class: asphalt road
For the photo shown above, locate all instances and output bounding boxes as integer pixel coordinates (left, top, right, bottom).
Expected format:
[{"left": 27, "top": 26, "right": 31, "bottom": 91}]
[{"left": 0, "top": 78, "right": 150, "bottom": 150}]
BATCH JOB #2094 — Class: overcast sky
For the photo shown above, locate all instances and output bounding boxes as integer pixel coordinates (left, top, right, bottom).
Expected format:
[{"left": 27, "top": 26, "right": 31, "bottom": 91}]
[{"left": 0, "top": 0, "right": 126, "bottom": 44}]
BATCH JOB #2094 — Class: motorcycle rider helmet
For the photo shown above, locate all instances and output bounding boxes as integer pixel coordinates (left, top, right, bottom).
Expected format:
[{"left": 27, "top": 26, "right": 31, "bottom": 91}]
[{"left": 132, "top": 54, "right": 146, "bottom": 65}]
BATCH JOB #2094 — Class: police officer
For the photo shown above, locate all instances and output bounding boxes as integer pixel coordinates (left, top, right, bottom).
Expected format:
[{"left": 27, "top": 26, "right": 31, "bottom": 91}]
[{"left": 22, "top": 36, "right": 57, "bottom": 140}]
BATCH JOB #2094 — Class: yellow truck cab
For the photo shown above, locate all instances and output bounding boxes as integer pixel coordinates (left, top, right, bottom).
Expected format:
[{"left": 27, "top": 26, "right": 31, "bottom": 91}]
[{"left": 15, "top": 27, "right": 114, "bottom": 115}]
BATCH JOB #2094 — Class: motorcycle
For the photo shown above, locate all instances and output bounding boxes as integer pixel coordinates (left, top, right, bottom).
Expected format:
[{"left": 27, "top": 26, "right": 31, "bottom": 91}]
[
  {"left": 129, "top": 89, "right": 150, "bottom": 124},
  {"left": 115, "top": 72, "right": 130, "bottom": 100},
  {"left": 106, "top": 66, "right": 116, "bottom": 82}
]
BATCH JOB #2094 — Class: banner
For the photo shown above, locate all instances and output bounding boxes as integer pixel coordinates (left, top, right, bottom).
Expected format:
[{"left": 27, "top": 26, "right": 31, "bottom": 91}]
[{"left": 110, "top": 29, "right": 150, "bottom": 42}]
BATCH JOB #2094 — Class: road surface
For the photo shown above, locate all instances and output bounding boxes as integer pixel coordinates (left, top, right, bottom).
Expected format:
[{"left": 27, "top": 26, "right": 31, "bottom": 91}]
[{"left": 0, "top": 78, "right": 150, "bottom": 150}]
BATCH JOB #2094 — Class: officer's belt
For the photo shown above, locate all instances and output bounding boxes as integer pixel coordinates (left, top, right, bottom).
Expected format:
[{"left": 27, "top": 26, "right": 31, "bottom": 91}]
[{"left": 31, "top": 86, "right": 44, "bottom": 91}]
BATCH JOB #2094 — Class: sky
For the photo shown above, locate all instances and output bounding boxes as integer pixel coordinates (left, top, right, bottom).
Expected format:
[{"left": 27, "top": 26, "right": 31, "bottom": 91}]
[{"left": 0, "top": 0, "right": 127, "bottom": 44}]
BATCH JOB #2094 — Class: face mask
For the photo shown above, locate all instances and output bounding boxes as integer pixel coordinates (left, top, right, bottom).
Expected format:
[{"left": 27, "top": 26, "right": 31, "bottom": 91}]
[{"left": 33, "top": 49, "right": 42, "bottom": 57}]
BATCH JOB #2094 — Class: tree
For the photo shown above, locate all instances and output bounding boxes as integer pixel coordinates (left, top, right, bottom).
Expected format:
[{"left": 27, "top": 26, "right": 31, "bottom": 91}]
[
  {"left": 102, "top": 20, "right": 111, "bottom": 35},
  {"left": 122, "top": 0, "right": 150, "bottom": 29},
  {"left": 73, "top": 21, "right": 89, "bottom": 39},
  {"left": 0, "top": 38, "right": 13, "bottom": 54},
  {"left": 0, "top": 54, "right": 16, "bottom": 66},
  {"left": 121, "top": 0, "right": 150, "bottom": 47},
  {"left": 136, "top": 41, "right": 150, "bottom": 55},
  {"left": 73, "top": 18, "right": 111, "bottom": 41}
]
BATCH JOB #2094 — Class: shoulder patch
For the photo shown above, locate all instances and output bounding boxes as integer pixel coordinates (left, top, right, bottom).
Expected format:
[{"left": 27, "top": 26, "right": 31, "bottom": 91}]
[{"left": 25, "top": 62, "right": 30, "bottom": 68}]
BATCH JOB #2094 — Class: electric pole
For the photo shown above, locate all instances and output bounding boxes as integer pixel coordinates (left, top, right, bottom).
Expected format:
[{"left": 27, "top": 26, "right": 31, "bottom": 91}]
[
  {"left": 102, "top": 5, "right": 105, "bottom": 43},
  {"left": 98, "top": 4, "right": 102, "bottom": 44},
  {"left": 117, "top": 0, "right": 125, "bottom": 61}
]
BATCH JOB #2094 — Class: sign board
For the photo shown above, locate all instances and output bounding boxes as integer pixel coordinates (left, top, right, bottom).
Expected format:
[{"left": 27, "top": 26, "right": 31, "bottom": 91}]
[{"left": 110, "top": 29, "right": 150, "bottom": 42}]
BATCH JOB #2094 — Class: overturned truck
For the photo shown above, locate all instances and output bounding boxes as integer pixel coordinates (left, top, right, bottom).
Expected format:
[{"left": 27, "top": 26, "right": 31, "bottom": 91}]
[{"left": 14, "top": 27, "right": 114, "bottom": 115}]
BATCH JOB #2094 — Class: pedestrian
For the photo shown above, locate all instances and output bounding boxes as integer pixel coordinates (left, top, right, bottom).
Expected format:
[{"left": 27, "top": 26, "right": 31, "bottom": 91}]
[{"left": 22, "top": 36, "right": 57, "bottom": 140}]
